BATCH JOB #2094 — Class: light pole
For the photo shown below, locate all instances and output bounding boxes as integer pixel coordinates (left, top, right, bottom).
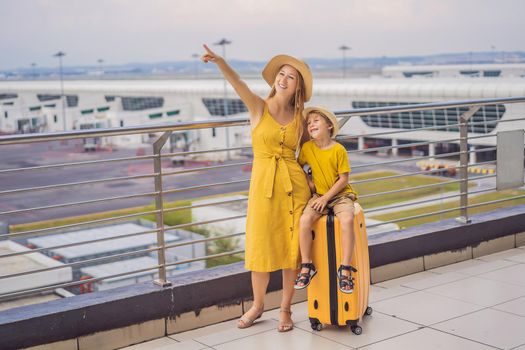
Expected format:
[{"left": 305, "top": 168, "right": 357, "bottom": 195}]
[
  {"left": 191, "top": 53, "right": 199, "bottom": 78},
  {"left": 30, "top": 63, "right": 37, "bottom": 80},
  {"left": 214, "top": 38, "right": 232, "bottom": 160},
  {"left": 97, "top": 59, "right": 104, "bottom": 76},
  {"left": 53, "top": 51, "right": 67, "bottom": 130},
  {"left": 339, "top": 45, "right": 351, "bottom": 78}
]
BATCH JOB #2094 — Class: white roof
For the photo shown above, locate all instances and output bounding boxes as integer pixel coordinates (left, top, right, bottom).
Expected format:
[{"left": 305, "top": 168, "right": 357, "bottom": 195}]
[
  {"left": 1, "top": 78, "right": 525, "bottom": 100},
  {"left": 27, "top": 222, "right": 179, "bottom": 259},
  {"left": 0, "top": 240, "right": 72, "bottom": 294}
]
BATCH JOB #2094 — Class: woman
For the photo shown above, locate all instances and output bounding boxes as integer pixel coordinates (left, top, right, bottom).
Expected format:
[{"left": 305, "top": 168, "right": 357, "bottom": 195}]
[{"left": 202, "top": 45, "right": 312, "bottom": 332}]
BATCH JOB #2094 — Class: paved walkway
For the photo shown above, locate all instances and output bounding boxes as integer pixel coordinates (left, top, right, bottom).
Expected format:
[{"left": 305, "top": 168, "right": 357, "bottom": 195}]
[{"left": 124, "top": 247, "right": 525, "bottom": 350}]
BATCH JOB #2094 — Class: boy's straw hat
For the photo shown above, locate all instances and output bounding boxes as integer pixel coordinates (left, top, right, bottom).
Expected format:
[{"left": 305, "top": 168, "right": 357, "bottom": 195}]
[
  {"left": 303, "top": 106, "right": 340, "bottom": 139},
  {"left": 262, "top": 55, "right": 313, "bottom": 101}
]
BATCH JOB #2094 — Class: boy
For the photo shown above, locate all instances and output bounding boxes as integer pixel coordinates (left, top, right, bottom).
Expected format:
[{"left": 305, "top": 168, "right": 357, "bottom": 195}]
[{"left": 294, "top": 106, "right": 358, "bottom": 293}]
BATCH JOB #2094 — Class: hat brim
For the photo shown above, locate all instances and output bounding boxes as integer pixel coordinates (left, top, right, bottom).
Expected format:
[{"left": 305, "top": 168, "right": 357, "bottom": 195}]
[
  {"left": 302, "top": 106, "right": 340, "bottom": 139},
  {"left": 262, "top": 55, "right": 312, "bottom": 102}
]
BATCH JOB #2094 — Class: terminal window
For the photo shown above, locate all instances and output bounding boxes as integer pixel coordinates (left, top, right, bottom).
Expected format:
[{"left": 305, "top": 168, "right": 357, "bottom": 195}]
[
  {"left": 121, "top": 97, "right": 164, "bottom": 111},
  {"left": 202, "top": 98, "right": 248, "bottom": 116},
  {"left": 354, "top": 101, "right": 505, "bottom": 134}
]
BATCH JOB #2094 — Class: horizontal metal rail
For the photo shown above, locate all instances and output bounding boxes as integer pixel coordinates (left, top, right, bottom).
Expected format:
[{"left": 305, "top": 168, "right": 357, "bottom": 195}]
[
  {"left": 0, "top": 264, "right": 162, "bottom": 302},
  {"left": 352, "top": 151, "right": 462, "bottom": 170},
  {"left": 0, "top": 190, "right": 158, "bottom": 216},
  {"left": 352, "top": 167, "right": 464, "bottom": 186},
  {"left": 4, "top": 208, "right": 160, "bottom": 239},
  {"left": 0, "top": 117, "right": 251, "bottom": 145},
  {"left": 162, "top": 161, "right": 252, "bottom": 177},
  {"left": 162, "top": 197, "right": 247, "bottom": 214},
  {"left": 0, "top": 173, "right": 156, "bottom": 197},
  {"left": 164, "top": 249, "right": 245, "bottom": 268},
  {"left": 0, "top": 154, "right": 156, "bottom": 175},
  {"left": 367, "top": 194, "right": 525, "bottom": 229},
  {"left": 366, "top": 192, "right": 463, "bottom": 214},
  {"left": 161, "top": 145, "right": 252, "bottom": 158},
  {"left": 164, "top": 232, "right": 245, "bottom": 250},
  {"left": 359, "top": 178, "right": 462, "bottom": 199},
  {"left": 347, "top": 137, "right": 461, "bottom": 155},
  {"left": 0, "top": 227, "right": 161, "bottom": 259},
  {"left": 164, "top": 215, "right": 247, "bottom": 233},
  {"left": 163, "top": 178, "right": 250, "bottom": 195},
  {"left": 0, "top": 246, "right": 159, "bottom": 280}
]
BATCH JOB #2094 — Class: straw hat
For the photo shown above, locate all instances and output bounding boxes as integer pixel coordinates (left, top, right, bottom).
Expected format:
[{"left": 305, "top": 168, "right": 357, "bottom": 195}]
[
  {"left": 302, "top": 106, "right": 339, "bottom": 138},
  {"left": 262, "top": 55, "right": 313, "bottom": 101}
]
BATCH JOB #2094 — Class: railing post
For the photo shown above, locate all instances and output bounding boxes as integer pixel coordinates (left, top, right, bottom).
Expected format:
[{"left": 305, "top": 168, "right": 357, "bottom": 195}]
[
  {"left": 456, "top": 106, "right": 480, "bottom": 224},
  {"left": 153, "top": 131, "right": 172, "bottom": 287}
]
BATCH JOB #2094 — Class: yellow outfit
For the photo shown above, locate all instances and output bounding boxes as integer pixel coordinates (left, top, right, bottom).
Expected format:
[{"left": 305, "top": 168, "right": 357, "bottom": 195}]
[
  {"left": 245, "top": 105, "right": 310, "bottom": 272},
  {"left": 298, "top": 140, "right": 358, "bottom": 199}
]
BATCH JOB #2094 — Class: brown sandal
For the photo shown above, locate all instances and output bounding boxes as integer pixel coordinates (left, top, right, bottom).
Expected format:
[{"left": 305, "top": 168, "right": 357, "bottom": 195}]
[
  {"left": 278, "top": 308, "right": 294, "bottom": 332},
  {"left": 237, "top": 304, "right": 264, "bottom": 329}
]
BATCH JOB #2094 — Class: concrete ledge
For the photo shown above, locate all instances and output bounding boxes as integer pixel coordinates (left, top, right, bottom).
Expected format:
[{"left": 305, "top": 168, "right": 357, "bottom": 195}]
[{"left": 3, "top": 204, "right": 525, "bottom": 350}]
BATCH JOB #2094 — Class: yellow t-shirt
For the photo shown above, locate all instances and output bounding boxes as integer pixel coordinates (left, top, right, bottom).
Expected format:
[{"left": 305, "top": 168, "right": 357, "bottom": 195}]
[{"left": 298, "top": 140, "right": 358, "bottom": 199}]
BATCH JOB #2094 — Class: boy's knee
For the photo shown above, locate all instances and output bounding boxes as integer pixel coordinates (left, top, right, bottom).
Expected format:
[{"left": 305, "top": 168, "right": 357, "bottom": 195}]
[
  {"left": 300, "top": 213, "right": 314, "bottom": 227},
  {"left": 337, "top": 213, "right": 354, "bottom": 227}
]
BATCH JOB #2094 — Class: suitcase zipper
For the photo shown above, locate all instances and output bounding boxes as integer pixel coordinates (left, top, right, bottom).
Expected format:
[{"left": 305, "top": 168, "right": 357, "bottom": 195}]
[{"left": 326, "top": 211, "right": 338, "bottom": 325}]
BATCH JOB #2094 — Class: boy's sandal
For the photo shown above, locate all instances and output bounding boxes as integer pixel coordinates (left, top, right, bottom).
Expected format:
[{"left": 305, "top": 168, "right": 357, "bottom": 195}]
[
  {"left": 337, "top": 265, "right": 357, "bottom": 294},
  {"left": 237, "top": 304, "right": 264, "bottom": 329},
  {"left": 278, "top": 308, "right": 294, "bottom": 332},
  {"left": 293, "top": 262, "right": 317, "bottom": 290}
]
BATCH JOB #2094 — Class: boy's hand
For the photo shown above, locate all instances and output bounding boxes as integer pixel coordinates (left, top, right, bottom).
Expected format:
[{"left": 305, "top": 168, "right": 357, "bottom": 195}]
[
  {"left": 201, "top": 44, "right": 222, "bottom": 64},
  {"left": 311, "top": 195, "right": 329, "bottom": 212}
]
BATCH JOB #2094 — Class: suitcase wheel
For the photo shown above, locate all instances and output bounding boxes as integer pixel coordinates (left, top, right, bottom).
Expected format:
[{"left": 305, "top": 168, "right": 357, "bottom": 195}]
[
  {"left": 365, "top": 307, "right": 373, "bottom": 316},
  {"left": 310, "top": 319, "right": 323, "bottom": 331},
  {"left": 351, "top": 325, "right": 362, "bottom": 335}
]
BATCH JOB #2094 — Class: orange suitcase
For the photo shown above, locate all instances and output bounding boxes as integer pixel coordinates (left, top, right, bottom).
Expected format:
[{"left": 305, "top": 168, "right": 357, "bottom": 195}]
[{"left": 307, "top": 202, "right": 372, "bottom": 334}]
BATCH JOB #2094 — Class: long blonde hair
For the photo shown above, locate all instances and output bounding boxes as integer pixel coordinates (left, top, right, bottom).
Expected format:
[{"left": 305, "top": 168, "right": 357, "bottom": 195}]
[{"left": 267, "top": 66, "right": 307, "bottom": 149}]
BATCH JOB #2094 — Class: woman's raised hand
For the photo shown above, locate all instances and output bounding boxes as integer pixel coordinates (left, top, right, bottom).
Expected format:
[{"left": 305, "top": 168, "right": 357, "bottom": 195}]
[{"left": 201, "top": 44, "right": 221, "bottom": 63}]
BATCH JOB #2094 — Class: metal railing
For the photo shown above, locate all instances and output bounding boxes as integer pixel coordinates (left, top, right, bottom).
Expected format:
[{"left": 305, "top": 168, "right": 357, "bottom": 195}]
[{"left": 1, "top": 96, "right": 524, "bottom": 303}]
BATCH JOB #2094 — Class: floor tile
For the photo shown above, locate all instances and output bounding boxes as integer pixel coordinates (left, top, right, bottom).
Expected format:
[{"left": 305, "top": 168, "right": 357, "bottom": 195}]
[
  {"left": 477, "top": 248, "right": 525, "bottom": 262},
  {"left": 399, "top": 272, "right": 466, "bottom": 290},
  {"left": 374, "top": 271, "right": 437, "bottom": 288},
  {"left": 429, "top": 257, "right": 516, "bottom": 276},
  {"left": 294, "top": 310, "right": 419, "bottom": 348},
  {"left": 480, "top": 264, "right": 525, "bottom": 287},
  {"left": 359, "top": 327, "right": 496, "bottom": 350},
  {"left": 425, "top": 276, "right": 525, "bottom": 307},
  {"left": 371, "top": 290, "right": 483, "bottom": 326},
  {"left": 433, "top": 308, "right": 525, "bottom": 349},
  {"left": 212, "top": 327, "right": 353, "bottom": 350},
  {"left": 170, "top": 317, "right": 278, "bottom": 346},
  {"left": 124, "top": 337, "right": 208, "bottom": 350},
  {"left": 369, "top": 284, "right": 417, "bottom": 303},
  {"left": 492, "top": 296, "right": 525, "bottom": 317}
]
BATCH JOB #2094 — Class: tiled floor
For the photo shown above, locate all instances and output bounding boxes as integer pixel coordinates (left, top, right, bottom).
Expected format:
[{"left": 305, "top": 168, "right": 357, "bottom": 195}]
[{"left": 123, "top": 247, "right": 525, "bottom": 350}]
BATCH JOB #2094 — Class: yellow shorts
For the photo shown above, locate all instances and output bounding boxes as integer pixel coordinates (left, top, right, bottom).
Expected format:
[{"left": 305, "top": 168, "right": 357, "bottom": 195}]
[{"left": 303, "top": 193, "right": 355, "bottom": 218}]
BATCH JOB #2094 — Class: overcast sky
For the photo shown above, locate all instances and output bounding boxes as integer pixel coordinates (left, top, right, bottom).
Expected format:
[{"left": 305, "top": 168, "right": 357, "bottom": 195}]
[{"left": 1, "top": 0, "right": 523, "bottom": 70}]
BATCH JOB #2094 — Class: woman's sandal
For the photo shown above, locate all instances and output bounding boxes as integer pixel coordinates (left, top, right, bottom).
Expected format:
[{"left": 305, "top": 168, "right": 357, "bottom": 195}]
[
  {"left": 294, "top": 262, "right": 317, "bottom": 290},
  {"left": 237, "top": 304, "right": 264, "bottom": 329},
  {"left": 278, "top": 308, "right": 294, "bottom": 332},
  {"left": 337, "top": 265, "right": 357, "bottom": 294}
]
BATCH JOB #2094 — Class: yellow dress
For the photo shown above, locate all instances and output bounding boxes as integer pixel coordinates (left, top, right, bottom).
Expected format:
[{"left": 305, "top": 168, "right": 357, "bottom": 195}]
[{"left": 245, "top": 105, "right": 311, "bottom": 272}]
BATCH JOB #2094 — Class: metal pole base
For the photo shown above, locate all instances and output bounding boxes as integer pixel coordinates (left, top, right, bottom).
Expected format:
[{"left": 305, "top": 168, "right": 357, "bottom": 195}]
[
  {"left": 153, "top": 279, "right": 172, "bottom": 288},
  {"left": 455, "top": 216, "right": 472, "bottom": 224}
]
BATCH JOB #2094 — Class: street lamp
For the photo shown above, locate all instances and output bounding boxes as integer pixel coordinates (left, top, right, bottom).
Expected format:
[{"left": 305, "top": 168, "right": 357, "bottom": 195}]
[
  {"left": 97, "top": 59, "right": 105, "bottom": 76},
  {"left": 339, "top": 45, "right": 351, "bottom": 78},
  {"left": 30, "top": 63, "right": 37, "bottom": 80},
  {"left": 191, "top": 53, "right": 199, "bottom": 78},
  {"left": 53, "top": 51, "right": 67, "bottom": 130},
  {"left": 214, "top": 38, "right": 232, "bottom": 160}
]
